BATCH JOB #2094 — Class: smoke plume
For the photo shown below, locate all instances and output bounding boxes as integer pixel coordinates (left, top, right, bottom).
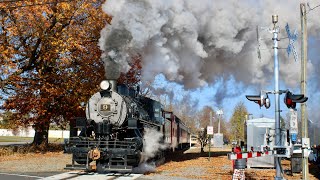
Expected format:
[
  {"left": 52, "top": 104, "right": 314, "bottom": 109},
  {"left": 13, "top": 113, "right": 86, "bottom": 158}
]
[
  {"left": 99, "top": 0, "right": 320, "bottom": 126},
  {"left": 99, "top": 0, "right": 320, "bottom": 88}
]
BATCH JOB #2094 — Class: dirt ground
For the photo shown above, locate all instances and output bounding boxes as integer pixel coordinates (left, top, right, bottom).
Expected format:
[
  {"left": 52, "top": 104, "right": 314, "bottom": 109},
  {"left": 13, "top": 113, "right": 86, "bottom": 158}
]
[
  {"left": 0, "top": 145, "right": 319, "bottom": 179},
  {"left": 142, "top": 147, "right": 320, "bottom": 180}
]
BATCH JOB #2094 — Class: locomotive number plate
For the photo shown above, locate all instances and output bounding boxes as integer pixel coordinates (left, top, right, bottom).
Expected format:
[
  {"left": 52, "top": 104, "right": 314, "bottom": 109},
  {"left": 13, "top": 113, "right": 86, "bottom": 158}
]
[{"left": 100, "top": 104, "right": 111, "bottom": 111}]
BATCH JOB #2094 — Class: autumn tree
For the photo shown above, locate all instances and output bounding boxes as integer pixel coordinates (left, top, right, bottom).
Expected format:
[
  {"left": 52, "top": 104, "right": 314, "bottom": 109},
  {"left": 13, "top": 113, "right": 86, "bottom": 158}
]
[
  {"left": 229, "top": 102, "right": 248, "bottom": 143},
  {"left": 172, "top": 94, "right": 199, "bottom": 133},
  {"left": 117, "top": 55, "right": 142, "bottom": 88},
  {"left": 195, "top": 106, "right": 215, "bottom": 152},
  {"left": 0, "top": 0, "right": 108, "bottom": 146},
  {"left": 197, "top": 106, "right": 214, "bottom": 129},
  {"left": 0, "top": 111, "right": 15, "bottom": 129},
  {"left": 198, "top": 127, "right": 209, "bottom": 153}
]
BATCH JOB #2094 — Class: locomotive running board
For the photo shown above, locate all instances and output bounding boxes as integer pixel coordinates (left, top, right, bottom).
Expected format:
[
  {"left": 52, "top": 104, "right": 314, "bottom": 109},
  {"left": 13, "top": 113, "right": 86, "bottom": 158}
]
[
  {"left": 65, "top": 164, "right": 87, "bottom": 170},
  {"left": 64, "top": 164, "right": 133, "bottom": 173},
  {"left": 101, "top": 165, "right": 133, "bottom": 172}
]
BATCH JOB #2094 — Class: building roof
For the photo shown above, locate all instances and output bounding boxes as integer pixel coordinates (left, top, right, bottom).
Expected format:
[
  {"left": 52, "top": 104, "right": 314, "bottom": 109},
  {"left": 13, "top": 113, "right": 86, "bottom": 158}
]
[
  {"left": 246, "top": 117, "right": 275, "bottom": 128},
  {"left": 247, "top": 117, "right": 274, "bottom": 123}
]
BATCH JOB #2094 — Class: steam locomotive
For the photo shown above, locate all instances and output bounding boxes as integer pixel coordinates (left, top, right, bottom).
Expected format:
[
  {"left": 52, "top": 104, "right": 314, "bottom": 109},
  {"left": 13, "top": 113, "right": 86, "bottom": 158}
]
[{"left": 65, "top": 80, "right": 190, "bottom": 172}]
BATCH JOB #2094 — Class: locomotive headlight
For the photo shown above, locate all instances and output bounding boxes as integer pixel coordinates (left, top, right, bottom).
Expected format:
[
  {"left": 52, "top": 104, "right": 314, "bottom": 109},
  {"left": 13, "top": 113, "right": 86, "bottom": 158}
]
[{"left": 100, "top": 80, "right": 110, "bottom": 90}]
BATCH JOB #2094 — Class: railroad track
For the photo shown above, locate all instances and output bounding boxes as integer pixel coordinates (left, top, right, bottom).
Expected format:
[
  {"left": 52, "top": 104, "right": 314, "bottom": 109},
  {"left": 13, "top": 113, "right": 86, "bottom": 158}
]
[{"left": 42, "top": 171, "right": 143, "bottom": 180}]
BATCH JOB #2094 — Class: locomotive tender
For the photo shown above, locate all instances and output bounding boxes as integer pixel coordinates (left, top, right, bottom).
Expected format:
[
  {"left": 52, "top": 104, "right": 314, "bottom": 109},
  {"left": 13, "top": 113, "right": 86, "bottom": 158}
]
[{"left": 65, "top": 80, "right": 190, "bottom": 172}]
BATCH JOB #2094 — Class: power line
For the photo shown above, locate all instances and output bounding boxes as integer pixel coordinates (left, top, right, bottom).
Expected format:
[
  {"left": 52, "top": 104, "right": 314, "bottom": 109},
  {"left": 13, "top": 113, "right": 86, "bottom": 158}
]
[{"left": 307, "top": 2, "right": 320, "bottom": 14}]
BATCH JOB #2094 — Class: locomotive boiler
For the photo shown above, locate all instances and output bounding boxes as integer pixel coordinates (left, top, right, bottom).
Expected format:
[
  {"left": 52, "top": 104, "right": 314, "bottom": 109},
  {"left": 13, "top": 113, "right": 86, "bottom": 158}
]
[{"left": 65, "top": 80, "right": 164, "bottom": 172}]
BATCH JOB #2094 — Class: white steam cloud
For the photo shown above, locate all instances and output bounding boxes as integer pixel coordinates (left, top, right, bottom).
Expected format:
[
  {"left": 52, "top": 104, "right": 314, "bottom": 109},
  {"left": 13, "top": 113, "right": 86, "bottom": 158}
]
[
  {"left": 98, "top": 0, "right": 320, "bottom": 125},
  {"left": 99, "top": 0, "right": 320, "bottom": 89},
  {"left": 131, "top": 128, "right": 167, "bottom": 174},
  {"left": 140, "top": 128, "right": 167, "bottom": 162},
  {"left": 132, "top": 162, "right": 156, "bottom": 174}
]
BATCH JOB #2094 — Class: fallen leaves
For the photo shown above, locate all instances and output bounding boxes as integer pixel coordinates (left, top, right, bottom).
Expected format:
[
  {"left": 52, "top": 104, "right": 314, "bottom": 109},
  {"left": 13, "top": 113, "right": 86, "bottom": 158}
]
[
  {"left": 145, "top": 147, "right": 320, "bottom": 180},
  {"left": 147, "top": 148, "right": 233, "bottom": 180}
]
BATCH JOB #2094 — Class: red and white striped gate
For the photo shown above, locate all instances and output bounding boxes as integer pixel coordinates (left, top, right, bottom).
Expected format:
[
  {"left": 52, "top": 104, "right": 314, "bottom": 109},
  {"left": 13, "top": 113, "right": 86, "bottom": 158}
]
[
  {"left": 228, "top": 150, "right": 274, "bottom": 160},
  {"left": 229, "top": 150, "right": 274, "bottom": 180}
]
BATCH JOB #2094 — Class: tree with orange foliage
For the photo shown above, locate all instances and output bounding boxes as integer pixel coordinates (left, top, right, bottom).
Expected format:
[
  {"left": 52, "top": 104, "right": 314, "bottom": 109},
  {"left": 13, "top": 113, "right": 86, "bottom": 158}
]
[
  {"left": 117, "top": 54, "right": 142, "bottom": 88},
  {"left": 0, "top": 0, "right": 109, "bottom": 146}
]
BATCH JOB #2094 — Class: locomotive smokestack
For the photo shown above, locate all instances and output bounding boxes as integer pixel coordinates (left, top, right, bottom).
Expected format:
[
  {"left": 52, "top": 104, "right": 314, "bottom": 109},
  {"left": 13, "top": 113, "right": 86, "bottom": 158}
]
[{"left": 109, "top": 80, "right": 117, "bottom": 92}]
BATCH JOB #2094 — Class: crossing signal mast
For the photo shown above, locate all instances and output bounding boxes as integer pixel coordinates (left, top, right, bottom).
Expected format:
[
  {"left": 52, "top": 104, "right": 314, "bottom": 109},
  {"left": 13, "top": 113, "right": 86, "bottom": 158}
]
[
  {"left": 243, "top": 15, "right": 308, "bottom": 180},
  {"left": 230, "top": 14, "right": 310, "bottom": 180}
]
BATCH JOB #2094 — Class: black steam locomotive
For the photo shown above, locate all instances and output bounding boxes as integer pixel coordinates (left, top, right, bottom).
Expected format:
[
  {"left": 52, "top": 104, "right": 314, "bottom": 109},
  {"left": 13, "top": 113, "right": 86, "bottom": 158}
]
[{"left": 65, "top": 80, "right": 189, "bottom": 172}]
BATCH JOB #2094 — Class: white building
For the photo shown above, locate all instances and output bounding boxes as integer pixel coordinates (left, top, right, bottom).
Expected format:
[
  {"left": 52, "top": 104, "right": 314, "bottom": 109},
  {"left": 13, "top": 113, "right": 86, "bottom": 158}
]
[{"left": 246, "top": 117, "right": 275, "bottom": 168}]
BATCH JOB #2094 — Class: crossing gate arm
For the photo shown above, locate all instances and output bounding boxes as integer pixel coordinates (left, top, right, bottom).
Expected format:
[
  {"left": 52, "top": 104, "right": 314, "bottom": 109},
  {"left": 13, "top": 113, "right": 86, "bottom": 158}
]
[{"left": 228, "top": 151, "right": 274, "bottom": 160}]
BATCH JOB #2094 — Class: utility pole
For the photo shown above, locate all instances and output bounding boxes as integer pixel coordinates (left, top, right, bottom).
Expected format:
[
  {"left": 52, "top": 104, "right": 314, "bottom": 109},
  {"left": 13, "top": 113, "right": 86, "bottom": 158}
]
[
  {"left": 210, "top": 111, "right": 213, "bottom": 128},
  {"left": 271, "top": 15, "right": 282, "bottom": 180},
  {"left": 300, "top": 3, "right": 309, "bottom": 179},
  {"left": 217, "top": 109, "right": 223, "bottom": 134},
  {"left": 218, "top": 114, "right": 220, "bottom": 134},
  {"left": 208, "top": 111, "right": 213, "bottom": 161}
]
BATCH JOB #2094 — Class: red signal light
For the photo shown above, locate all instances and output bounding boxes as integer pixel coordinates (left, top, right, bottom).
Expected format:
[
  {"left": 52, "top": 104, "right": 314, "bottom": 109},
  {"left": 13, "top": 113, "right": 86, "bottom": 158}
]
[{"left": 284, "top": 91, "right": 307, "bottom": 109}]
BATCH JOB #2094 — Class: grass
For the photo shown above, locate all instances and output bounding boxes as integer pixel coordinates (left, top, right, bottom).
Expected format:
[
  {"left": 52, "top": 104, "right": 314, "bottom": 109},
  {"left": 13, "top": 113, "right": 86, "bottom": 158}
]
[
  {"left": 0, "top": 136, "right": 65, "bottom": 156},
  {"left": 0, "top": 136, "right": 65, "bottom": 143},
  {"left": 0, "top": 136, "right": 33, "bottom": 142},
  {"left": 0, "top": 143, "right": 64, "bottom": 157}
]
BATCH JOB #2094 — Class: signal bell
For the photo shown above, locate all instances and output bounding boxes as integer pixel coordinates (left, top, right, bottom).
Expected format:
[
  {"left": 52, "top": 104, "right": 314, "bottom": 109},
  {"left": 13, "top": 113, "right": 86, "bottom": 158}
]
[
  {"left": 265, "top": 96, "right": 270, "bottom": 108},
  {"left": 283, "top": 91, "right": 308, "bottom": 109}
]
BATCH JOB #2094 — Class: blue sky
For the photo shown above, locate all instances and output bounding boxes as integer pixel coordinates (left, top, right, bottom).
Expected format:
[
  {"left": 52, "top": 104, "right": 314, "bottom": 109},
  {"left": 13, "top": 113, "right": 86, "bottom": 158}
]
[{"left": 152, "top": 57, "right": 313, "bottom": 122}]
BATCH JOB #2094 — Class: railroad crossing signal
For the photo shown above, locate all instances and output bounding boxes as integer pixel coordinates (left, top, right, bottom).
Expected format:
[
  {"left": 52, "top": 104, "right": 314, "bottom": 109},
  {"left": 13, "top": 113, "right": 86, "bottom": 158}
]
[
  {"left": 283, "top": 91, "right": 308, "bottom": 109},
  {"left": 246, "top": 93, "right": 270, "bottom": 109}
]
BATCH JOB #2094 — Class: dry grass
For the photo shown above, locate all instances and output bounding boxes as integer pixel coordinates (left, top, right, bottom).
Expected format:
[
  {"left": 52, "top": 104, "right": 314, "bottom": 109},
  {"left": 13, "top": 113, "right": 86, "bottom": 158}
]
[{"left": 0, "top": 143, "right": 64, "bottom": 159}]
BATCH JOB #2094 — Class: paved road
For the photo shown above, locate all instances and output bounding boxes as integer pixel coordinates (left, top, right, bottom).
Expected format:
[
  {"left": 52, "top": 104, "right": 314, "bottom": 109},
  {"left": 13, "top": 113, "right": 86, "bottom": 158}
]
[
  {"left": 0, "top": 172, "right": 43, "bottom": 180},
  {"left": 0, "top": 171, "right": 144, "bottom": 180}
]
